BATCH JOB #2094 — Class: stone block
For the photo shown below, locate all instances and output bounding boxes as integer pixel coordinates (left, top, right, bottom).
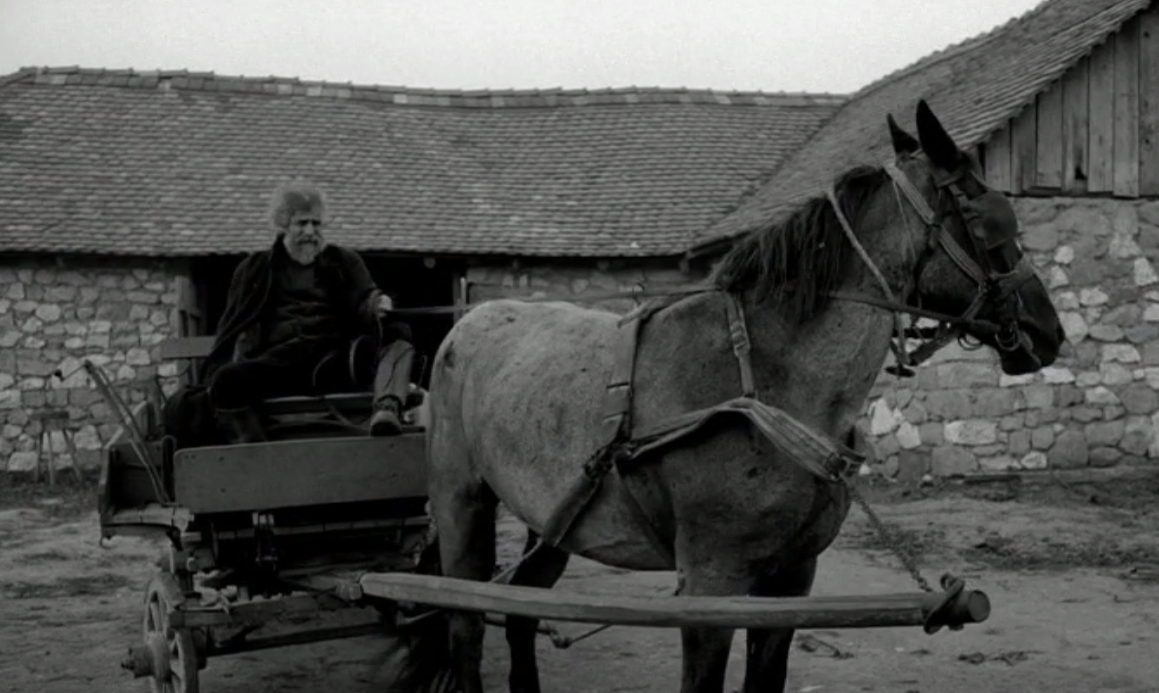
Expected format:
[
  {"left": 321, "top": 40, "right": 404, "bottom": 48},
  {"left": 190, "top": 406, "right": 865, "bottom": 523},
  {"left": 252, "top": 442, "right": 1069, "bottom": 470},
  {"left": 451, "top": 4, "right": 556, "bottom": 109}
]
[
  {"left": 930, "top": 446, "right": 977, "bottom": 477},
  {"left": 6, "top": 451, "right": 38, "bottom": 472},
  {"left": 978, "top": 455, "right": 1019, "bottom": 471},
  {"left": 1023, "top": 223, "right": 1060, "bottom": 251},
  {"left": 1048, "top": 429, "right": 1089, "bottom": 468},
  {"left": 1024, "top": 384, "right": 1055, "bottom": 409},
  {"left": 901, "top": 400, "right": 927, "bottom": 424},
  {"left": 1076, "top": 371, "right": 1101, "bottom": 387},
  {"left": 1119, "top": 382, "right": 1159, "bottom": 414},
  {"left": 918, "top": 422, "right": 944, "bottom": 446},
  {"left": 1100, "top": 363, "right": 1134, "bottom": 386},
  {"left": 1070, "top": 406, "right": 1102, "bottom": 423},
  {"left": 1090, "top": 447, "right": 1123, "bottom": 468},
  {"left": 1085, "top": 386, "right": 1120, "bottom": 405},
  {"left": 1125, "top": 324, "right": 1159, "bottom": 343},
  {"left": 1090, "top": 324, "right": 1125, "bottom": 342},
  {"left": 1059, "top": 312, "right": 1088, "bottom": 342},
  {"left": 1136, "top": 258, "right": 1159, "bottom": 286},
  {"left": 999, "top": 415, "right": 1023, "bottom": 431},
  {"left": 944, "top": 420, "right": 998, "bottom": 445},
  {"left": 1080, "top": 287, "right": 1110, "bottom": 306},
  {"left": 896, "top": 421, "right": 921, "bottom": 450},
  {"left": 1102, "top": 344, "right": 1141, "bottom": 363},
  {"left": 1008, "top": 429, "right": 1031, "bottom": 456},
  {"left": 923, "top": 390, "right": 972, "bottom": 419},
  {"left": 936, "top": 363, "right": 998, "bottom": 388},
  {"left": 0, "top": 390, "right": 20, "bottom": 410},
  {"left": 1021, "top": 451, "right": 1049, "bottom": 469},
  {"left": 973, "top": 388, "right": 1016, "bottom": 417},
  {"left": 1121, "top": 416, "right": 1152, "bottom": 456},
  {"left": 1085, "top": 420, "right": 1125, "bottom": 447},
  {"left": 1056, "top": 291, "right": 1080, "bottom": 310},
  {"left": 1031, "top": 426, "right": 1055, "bottom": 450},
  {"left": 1043, "top": 367, "right": 1077, "bottom": 384}
]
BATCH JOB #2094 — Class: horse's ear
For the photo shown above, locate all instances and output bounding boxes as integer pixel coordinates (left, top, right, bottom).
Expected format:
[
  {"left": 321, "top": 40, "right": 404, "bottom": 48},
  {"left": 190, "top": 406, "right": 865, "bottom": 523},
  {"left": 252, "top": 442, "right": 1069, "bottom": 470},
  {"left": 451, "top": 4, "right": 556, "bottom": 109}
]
[
  {"left": 887, "top": 114, "right": 920, "bottom": 156},
  {"left": 915, "top": 99, "right": 962, "bottom": 170}
]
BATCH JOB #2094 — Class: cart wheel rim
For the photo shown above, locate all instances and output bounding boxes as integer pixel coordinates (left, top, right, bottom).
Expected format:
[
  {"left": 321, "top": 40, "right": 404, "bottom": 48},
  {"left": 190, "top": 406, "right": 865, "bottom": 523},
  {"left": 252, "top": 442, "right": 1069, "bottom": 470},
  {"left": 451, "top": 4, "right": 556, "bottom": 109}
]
[{"left": 143, "top": 573, "right": 200, "bottom": 693}]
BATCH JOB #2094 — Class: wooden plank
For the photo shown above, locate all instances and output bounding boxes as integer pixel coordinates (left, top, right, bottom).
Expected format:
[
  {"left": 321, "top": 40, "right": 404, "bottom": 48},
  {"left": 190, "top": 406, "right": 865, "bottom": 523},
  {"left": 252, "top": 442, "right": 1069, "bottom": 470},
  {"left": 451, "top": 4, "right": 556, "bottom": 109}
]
[
  {"left": 173, "top": 434, "right": 429, "bottom": 513},
  {"left": 1115, "top": 15, "right": 1142, "bottom": 197},
  {"left": 1062, "top": 57, "right": 1091, "bottom": 193},
  {"left": 1011, "top": 102, "right": 1038, "bottom": 193},
  {"left": 1036, "top": 83, "right": 1064, "bottom": 189},
  {"left": 1089, "top": 34, "right": 1118, "bottom": 192},
  {"left": 983, "top": 125, "right": 1013, "bottom": 192},
  {"left": 159, "top": 335, "right": 216, "bottom": 360},
  {"left": 359, "top": 573, "right": 992, "bottom": 631},
  {"left": 1139, "top": 4, "right": 1159, "bottom": 194}
]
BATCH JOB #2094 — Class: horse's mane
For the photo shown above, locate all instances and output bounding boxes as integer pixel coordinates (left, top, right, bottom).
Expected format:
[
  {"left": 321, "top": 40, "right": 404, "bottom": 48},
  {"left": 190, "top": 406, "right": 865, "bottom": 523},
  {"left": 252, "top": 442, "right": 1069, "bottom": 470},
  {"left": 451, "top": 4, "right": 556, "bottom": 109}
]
[{"left": 710, "top": 165, "right": 889, "bottom": 324}]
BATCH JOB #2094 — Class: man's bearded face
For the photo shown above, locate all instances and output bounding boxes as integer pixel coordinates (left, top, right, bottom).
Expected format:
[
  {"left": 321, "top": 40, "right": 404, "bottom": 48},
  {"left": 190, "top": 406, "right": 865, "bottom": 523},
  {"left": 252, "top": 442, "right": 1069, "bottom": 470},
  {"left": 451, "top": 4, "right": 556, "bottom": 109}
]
[{"left": 283, "top": 212, "right": 326, "bottom": 265}]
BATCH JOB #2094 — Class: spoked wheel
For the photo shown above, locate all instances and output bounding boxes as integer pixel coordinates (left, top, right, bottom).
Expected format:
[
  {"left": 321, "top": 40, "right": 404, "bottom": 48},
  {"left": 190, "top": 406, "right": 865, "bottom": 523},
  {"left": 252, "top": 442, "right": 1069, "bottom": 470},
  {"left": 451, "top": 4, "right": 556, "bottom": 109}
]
[{"left": 134, "top": 571, "right": 201, "bottom": 693}]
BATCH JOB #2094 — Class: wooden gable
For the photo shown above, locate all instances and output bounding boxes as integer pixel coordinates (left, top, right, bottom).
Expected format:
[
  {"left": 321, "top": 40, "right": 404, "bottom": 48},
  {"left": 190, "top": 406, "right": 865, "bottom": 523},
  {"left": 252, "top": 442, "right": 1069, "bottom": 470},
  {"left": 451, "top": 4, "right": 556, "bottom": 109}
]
[{"left": 982, "top": 4, "right": 1159, "bottom": 197}]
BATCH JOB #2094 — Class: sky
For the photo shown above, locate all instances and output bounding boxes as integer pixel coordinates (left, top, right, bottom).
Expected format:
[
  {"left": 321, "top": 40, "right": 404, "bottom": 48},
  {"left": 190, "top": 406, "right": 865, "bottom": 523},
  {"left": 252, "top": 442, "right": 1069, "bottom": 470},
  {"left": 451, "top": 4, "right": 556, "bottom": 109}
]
[{"left": 0, "top": 0, "right": 1045, "bottom": 95}]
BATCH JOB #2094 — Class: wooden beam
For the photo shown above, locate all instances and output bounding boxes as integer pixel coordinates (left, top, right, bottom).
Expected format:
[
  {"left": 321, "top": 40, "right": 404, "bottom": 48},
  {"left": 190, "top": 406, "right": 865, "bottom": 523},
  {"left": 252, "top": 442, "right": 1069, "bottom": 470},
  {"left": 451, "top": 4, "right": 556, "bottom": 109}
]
[
  {"left": 1036, "top": 83, "right": 1064, "bottom": 189},
  {"left": 1115, "top": 15, "right": 1142, "bottom": 197},
  {"left": 1062, "top": 57, "right": 1091, "bottom": 193},
  {"left": 984, "top": 125, "right": 1013, "bottom": 192},
  {"left": 159, "top": 335, "right": 215, "bottom": 361},
  {"left": 359, "top": 573, "right": 992, "bottom": 632},
  {"left": 1089, "top": 34, "right": 1117, "bottom": 192},
  {"left": 1139, "top": 3, "right": 1159, "bottom": 195},
  {"left": 1012, "top": 102, "right": 1038, "bottom": 194},
  {"left": 173, "top": 434, "right": 429, "bottom": 513}
]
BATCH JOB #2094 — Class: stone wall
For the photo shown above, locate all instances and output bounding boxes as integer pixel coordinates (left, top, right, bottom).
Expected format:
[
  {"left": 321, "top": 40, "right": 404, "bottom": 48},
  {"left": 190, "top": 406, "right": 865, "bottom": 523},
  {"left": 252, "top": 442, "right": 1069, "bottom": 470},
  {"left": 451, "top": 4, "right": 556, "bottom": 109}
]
[
  {"left": 467, "top": 257, "right": 699, "bottom": 314},
  {"left": 860, "top": 197, "right": 1159, "bottom": 480},
  {"left": 1, "top": 256, "right": 185, "bottom": 472}
]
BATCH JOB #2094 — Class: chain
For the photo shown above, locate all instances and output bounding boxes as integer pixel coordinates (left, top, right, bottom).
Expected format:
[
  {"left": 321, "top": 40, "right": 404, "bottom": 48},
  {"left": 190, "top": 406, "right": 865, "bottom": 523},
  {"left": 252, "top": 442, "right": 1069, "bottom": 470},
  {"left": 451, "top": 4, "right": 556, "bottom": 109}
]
[{"left": 842, "top": 477, "right": 933, "bottom": 593}]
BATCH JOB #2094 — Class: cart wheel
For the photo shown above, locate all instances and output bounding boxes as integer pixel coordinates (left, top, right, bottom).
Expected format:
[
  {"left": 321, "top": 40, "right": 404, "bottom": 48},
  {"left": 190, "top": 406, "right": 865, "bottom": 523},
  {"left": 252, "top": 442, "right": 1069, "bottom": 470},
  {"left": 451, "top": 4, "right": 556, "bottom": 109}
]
[{"left": 142, "top": 572, "right": 201, "bottom": 693}]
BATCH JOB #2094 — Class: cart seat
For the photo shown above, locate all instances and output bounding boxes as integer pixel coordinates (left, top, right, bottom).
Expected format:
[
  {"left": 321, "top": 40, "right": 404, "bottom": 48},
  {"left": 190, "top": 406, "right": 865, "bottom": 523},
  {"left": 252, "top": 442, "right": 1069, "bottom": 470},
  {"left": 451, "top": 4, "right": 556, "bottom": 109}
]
[{"left": 158, "top": 336, "right": 427, "bottom": 442}]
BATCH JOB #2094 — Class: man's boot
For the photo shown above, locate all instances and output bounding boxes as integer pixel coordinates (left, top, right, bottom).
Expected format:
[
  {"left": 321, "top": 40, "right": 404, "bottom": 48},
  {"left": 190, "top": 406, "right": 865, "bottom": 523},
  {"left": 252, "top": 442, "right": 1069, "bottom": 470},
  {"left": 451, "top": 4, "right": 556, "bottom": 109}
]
[
  {"left": 369, "top": 340, "right": 415, "bottom": 437},
  {"left": 217, "top": 406, "right": 267, "bottom": 444}
]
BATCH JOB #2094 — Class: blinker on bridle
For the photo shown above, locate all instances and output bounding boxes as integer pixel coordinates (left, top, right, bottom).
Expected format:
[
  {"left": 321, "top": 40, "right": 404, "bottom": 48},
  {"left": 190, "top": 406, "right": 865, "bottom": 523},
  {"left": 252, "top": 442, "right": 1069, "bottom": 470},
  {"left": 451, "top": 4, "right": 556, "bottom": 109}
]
[{"left": 826, "top": 154, "right": 1038, "bottom": 377}]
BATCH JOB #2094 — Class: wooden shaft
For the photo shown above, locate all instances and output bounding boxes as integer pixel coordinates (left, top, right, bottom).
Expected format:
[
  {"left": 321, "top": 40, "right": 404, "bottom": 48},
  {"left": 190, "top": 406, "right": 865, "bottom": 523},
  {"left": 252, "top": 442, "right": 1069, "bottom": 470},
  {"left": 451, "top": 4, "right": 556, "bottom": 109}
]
[{"left": 359, "top": 573, "right": 990, "bottom": 631}]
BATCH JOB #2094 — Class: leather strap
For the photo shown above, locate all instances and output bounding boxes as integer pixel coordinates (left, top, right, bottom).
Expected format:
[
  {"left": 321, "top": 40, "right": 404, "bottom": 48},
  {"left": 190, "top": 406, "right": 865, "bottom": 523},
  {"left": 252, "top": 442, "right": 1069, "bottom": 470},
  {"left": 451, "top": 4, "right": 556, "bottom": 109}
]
[{"left": 723, "top": 292, "right": 757, "bottom": 398}]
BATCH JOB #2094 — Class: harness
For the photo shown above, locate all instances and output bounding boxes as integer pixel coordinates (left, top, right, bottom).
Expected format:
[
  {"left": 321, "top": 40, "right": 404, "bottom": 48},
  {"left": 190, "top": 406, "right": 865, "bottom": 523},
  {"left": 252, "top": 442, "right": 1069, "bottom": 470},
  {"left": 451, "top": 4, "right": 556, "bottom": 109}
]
[{"left": 536, "top": 155, "right": 1040, "bottom": 562}]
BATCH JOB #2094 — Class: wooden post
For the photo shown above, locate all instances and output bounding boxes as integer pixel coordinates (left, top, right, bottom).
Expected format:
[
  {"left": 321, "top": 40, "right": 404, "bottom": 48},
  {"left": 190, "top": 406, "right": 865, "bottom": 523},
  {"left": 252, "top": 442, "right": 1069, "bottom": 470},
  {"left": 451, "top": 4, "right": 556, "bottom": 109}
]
[
  {"left": 1036, "top": 84, "right": 1064, "bottom": 190},
  {"left": 1062, "top": 57, "right": 1090, "bottom": 194},
  {"left": 984, "top": 126, "right": 1013, "bottom": 192},
  {"left": 1114, "top": 14, "right": 1141, "bottom": 197},
  {"left": 1139, "top": 3, "right": 1159, "bottom": 195},
  {"left": 1089, "top": 34, "right": 1117, "bottom": 193}
]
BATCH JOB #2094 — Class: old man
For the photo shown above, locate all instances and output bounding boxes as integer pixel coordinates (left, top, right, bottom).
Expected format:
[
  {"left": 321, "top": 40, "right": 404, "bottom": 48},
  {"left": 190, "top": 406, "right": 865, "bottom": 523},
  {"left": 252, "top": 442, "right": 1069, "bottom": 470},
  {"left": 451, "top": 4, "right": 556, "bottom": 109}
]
[{"left": 180, "top": 179, "right": 415, "bottom": 443}]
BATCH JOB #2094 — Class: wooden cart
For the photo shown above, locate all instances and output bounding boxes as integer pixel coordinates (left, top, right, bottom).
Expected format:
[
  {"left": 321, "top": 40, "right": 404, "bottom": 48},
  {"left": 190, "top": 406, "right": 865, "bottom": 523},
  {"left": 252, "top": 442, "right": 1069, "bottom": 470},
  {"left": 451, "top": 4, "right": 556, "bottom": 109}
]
[{"left": 97, "top": 338, "right": 990, "bottom": 693}]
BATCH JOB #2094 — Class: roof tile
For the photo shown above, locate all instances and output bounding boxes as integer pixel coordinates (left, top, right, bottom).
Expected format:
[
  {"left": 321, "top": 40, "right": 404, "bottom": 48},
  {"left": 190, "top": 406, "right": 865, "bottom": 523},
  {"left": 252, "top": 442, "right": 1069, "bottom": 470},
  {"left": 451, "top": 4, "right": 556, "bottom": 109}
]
[{"left": 0, "top": 66, "right": 843, "bottom": 257}]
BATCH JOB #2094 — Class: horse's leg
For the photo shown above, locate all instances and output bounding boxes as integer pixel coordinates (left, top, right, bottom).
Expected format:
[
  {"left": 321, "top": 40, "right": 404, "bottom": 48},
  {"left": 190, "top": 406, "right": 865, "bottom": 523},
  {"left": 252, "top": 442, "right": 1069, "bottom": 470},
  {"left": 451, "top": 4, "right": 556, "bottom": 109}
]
[
  {"left": 742, "top": 557, "right": 818, "bottom": 693},
  {"left": 677, "top": 559, "right": 753, "bottom": 693},
  {"left": 432, "top": 479, "right": 498, "bottom": 693},
  {"left": 505, "top": 529, "right": 570, "bottom": 693}
]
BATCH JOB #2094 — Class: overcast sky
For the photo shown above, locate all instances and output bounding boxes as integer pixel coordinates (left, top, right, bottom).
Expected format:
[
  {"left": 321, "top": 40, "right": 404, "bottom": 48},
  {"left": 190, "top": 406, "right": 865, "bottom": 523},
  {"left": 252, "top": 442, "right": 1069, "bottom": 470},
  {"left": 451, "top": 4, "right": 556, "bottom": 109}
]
[{"left": 1, "top": 0, "right": 1044, "bottom": 94}]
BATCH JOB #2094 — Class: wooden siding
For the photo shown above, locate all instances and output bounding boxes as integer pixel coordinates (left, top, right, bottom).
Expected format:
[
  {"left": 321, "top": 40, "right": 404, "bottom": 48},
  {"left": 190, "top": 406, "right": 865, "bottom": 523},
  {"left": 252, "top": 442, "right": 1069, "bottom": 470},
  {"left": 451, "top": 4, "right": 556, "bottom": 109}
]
[{"left": 982, "top": 7, "right": 1159, "bottom": 197}]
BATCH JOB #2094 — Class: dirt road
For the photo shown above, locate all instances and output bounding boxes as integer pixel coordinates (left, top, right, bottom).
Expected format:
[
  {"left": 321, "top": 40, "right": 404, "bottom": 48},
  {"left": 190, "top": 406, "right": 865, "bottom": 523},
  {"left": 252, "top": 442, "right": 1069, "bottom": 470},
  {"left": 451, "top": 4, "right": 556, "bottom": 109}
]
[{"left": 2, "top": 475, "right": 1158, "bottom": 693}]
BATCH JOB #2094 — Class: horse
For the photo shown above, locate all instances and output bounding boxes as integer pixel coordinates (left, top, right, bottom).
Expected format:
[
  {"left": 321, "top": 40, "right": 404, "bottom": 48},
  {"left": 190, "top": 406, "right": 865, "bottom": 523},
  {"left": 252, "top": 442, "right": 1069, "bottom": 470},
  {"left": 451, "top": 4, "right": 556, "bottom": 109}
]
[{"left": 421, "top": 100, "right": 1065, "bottom": 693}]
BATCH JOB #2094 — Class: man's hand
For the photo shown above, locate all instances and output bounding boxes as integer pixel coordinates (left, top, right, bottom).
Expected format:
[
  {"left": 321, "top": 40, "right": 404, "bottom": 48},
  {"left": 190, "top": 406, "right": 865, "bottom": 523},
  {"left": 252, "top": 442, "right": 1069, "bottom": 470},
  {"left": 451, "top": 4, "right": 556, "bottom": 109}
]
[{"left": 376, "top": 293, "right": 394, "bottom": 315}]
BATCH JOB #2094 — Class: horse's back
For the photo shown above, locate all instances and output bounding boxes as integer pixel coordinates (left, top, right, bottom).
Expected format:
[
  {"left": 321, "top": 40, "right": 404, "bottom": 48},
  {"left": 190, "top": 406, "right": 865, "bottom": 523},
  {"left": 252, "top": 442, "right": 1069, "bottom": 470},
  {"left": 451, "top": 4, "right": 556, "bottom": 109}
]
[{"left": 426, "top": 299, "right": 636, "bottom": 535}]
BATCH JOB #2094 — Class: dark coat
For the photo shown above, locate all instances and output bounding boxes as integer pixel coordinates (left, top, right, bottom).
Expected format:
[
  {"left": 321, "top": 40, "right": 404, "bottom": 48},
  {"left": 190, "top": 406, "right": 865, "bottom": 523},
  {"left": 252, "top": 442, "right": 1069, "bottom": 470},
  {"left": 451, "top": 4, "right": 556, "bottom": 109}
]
[
  {"left": 161, "top": 238, "right": 386, "bottom": 449},
  {"left": 200, "top": 237, "right": 386, "bottom": 384}
]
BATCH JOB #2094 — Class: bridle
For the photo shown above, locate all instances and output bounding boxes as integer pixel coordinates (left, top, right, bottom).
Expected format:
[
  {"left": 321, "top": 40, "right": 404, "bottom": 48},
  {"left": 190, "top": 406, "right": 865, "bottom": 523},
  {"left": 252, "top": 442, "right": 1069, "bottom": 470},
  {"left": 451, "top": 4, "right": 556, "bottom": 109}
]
[{"left": 826, "top": 153, "right": 1039, "bottom": 376}]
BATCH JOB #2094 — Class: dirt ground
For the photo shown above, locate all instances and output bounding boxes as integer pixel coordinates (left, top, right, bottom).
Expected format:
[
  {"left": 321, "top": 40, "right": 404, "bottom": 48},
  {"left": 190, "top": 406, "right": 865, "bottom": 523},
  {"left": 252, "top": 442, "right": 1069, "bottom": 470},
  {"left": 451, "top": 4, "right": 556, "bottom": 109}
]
[{"left": 2, "top": 471, "right": 1159, "bottom": 693}]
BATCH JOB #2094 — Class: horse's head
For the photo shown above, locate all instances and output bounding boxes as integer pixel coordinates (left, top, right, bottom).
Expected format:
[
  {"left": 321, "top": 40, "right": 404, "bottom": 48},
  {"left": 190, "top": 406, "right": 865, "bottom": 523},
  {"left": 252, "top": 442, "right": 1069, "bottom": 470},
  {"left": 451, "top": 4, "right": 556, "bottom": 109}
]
[{"left": 884, "top": 100, "right": 1064, "bottom": 375}]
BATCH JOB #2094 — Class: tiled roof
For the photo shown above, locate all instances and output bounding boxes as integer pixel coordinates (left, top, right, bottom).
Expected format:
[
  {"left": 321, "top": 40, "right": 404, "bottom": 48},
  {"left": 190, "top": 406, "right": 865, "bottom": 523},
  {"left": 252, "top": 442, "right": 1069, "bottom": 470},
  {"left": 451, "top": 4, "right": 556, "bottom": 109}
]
[
  {"left": 0, "top": 66, "right": 844, "bottom": 258},
  {"left": 697, "top": 0, "right": 1152, "bottom": 250}
]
